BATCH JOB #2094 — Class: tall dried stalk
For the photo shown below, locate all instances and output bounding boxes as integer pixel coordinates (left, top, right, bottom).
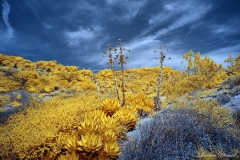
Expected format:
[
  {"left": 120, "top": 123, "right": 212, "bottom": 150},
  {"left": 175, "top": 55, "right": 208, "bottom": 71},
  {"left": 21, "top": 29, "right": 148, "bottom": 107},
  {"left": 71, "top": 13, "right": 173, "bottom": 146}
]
[
  {"left": 115, "top": 39, "right": 130, "bottom": 107},
  {"left": 154, "top": 45, "right": 169, "bottom": 111},
  {"left": 103, "top": 43, "right": 120, "bottom": 102},
  {"left": 91, "top": 74, "right": 102, "bottom": 101}
]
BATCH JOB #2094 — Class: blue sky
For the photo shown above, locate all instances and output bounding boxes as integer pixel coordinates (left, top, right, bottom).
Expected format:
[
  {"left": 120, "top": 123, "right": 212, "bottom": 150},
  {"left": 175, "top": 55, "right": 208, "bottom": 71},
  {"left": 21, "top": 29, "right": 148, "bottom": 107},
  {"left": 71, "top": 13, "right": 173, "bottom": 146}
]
[{"left": 1, "top": 0, "right": 240, "bottom": 72}]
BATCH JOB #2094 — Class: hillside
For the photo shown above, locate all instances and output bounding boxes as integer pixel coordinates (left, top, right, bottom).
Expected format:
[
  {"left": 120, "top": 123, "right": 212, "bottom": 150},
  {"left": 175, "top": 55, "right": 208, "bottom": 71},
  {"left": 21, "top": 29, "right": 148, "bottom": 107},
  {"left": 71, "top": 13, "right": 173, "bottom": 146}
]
[{"left": 0, "top": 52, "right": 240, "bottom": 159}]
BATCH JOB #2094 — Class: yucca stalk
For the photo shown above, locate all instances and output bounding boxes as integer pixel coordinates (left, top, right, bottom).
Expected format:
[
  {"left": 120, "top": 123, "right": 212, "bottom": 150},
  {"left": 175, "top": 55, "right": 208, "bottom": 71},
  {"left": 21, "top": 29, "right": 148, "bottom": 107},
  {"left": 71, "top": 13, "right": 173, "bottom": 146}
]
[
  {"left": 103, "top": 43, "right": 120, "bottom": 102},
  {"left": 91, "top": 74, "right": 102, "bottom": 101},
  {"left": 154, "top": 45, "right": 169, "bottom": 111},
  {"left": 115, "top": 39, "right": 130, "bottom": 107}
]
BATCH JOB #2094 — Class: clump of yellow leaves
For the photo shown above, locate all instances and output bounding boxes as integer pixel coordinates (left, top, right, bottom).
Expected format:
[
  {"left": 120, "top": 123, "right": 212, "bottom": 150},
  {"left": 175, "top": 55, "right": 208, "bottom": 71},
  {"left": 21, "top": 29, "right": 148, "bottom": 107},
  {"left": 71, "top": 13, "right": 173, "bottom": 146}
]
[
  {"left": 77, "top": 133, "right": 103, "bottom": 153},
  {"left": 58, "top": 152, "right": 79, "bottom": 160},
  {"left": 126, "top": 93, "right": 155, "bottom": 115},
  {"left": 101, "top": 98, "right": 120, "bottom": 116},
  {"left": 113, "top": 106, "right": 138, "bottom": 131},
  {"left": 59, "top": 109, "right": 122, "bottom": 159}
]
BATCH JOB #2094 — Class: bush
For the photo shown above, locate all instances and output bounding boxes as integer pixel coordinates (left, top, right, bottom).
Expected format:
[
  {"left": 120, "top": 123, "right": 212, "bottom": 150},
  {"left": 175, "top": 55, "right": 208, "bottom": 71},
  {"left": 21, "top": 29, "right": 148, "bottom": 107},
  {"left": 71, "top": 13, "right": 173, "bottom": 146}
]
[
  {"left": 222, "top": 74, "right": 240, "bottom": 89},
  {"left": 217, "top": 92, "right": 231, "bottom": 105},
  {"left": 119, "top": 108, "right": 240, "bottom": 160}
]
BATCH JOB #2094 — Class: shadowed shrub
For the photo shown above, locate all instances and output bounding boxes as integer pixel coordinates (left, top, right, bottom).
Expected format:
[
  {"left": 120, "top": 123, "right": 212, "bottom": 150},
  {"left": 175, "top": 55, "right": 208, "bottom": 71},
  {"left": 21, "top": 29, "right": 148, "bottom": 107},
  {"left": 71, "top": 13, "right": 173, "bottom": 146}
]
[{"left": 120, "top": 108, "right": 240, "bottom": 160}]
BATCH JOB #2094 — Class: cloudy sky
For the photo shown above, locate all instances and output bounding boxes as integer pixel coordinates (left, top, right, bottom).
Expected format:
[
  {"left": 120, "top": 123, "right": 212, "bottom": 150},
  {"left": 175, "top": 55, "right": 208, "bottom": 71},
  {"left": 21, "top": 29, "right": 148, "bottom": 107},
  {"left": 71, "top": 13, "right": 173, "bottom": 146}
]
[{"left": 1, "top": 0, "right": 240, "bottom": 72}]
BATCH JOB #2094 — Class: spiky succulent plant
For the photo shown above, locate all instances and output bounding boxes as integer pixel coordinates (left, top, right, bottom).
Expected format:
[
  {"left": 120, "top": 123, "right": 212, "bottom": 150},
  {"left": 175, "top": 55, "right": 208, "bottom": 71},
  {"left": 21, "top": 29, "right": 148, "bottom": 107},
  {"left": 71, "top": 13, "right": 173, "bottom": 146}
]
[
  {"left": 58, "top": 152, "right": 79, "bottom": 160},
  {"left": 77, "top": 133, "right": 103, "bottom": 153},
  {"left": 101, "top": 98, "right": 120, "bottom": 116},
  {"left": 113, "top": 107, "right": 138, "bottom": 131},
  {"left": 103, "top": 141, "right": 121, "bottom": 159}
]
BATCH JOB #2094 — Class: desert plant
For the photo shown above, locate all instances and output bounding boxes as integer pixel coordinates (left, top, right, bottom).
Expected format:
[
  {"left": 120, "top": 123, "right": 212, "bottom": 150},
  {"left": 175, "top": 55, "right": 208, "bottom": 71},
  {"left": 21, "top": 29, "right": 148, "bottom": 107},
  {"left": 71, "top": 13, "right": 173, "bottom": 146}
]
[
  {"left": 224, "top": 54, "right": 240, "bottom": 75},
  {"left": 114, "top": 39, "right": 130, "bottom": 107},
  {"left": 103, "top": 43, "right": 120, "bottom": 102},
  {"left": 154, "top": 44, "right": 169, "bottom": 111},
  {"left": 91, "top": 74, "right": 102, "bottom": 101},
  {"left": 181, "top": 50, "right": 227, "bottom": 89},
  {"left": 120, "top": 108, "right": 240, "bottom": 160},
  {"left": 101, "top": 98, "right": 120, "bottom": 116}
]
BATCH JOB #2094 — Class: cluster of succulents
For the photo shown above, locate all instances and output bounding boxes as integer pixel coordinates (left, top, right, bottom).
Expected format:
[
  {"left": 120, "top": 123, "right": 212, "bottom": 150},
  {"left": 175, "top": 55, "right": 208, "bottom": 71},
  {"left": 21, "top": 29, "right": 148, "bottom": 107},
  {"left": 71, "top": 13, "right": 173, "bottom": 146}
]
[
  {"left": 59, "top": 110, "right": 122, "bottom": 159},
  {"left": 126, "top": 93, "right": 155, "bottom": 115},
  {"left": 101, "top": 98, "right": 120, "bottom": 116}
]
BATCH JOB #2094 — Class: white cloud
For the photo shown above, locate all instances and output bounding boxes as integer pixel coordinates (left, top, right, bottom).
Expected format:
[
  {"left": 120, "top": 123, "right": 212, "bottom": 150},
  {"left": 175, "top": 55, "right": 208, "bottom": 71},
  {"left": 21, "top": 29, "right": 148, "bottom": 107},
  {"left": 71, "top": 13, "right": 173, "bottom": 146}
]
[
  {"left": 115, "top": 0, "right": 147, "bottom": 23},
  {"left": 164, "top": 3, "right": 174, "bottom": 11},
  {"left": 154, "top": 4, "right": 212, "bottom": 38},
  {"left": 42, "top": 21, "right": 52, "bottom": 29},
  {"left": 65, "top": 25, "right": 104, "bottom": 47},
  {"left": 2, "top": 0, "right": 14, "bottom": 39},
  {"left": 131, "top": 5, "right": 211, "bottom": 48},
  {"left": 205, "top": 43, "right": 240, "bottom": 67},
  {"left": 106, "top": 0, "right": 116, "bottom": 4},
  {"left": 210, "top": 23, "right": 239, "bottom": 35},
  {"left": 139, "top": 1, "right": 212, "bottom": 40},
  {"left": 123, "top": 1, "right": 144, "bottom": 20},
  {"left": 135, "top": 3, "right": 212, "bottom": 42}
]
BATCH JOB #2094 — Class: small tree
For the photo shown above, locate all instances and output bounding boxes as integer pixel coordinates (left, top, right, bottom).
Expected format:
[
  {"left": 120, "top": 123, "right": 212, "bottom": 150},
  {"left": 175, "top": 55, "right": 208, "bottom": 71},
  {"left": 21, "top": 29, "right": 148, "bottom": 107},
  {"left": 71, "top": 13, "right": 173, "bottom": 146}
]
[
  {"left": 103, "top": 43, "right": 120, "bottom": 102},
  {"left": 154, "top": 45, "right": 169, "bottom": 111},
  {"left": 115, "top": 39, "right": 130, "bottom": 107},
  {"left": 224, "top": 54, "right": 240, "bottom": 75}
]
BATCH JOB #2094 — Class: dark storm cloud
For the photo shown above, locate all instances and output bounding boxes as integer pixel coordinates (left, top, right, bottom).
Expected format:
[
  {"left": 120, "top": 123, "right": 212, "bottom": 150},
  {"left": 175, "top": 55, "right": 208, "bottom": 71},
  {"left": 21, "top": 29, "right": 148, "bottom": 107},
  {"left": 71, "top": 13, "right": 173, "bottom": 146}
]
[{"left": 0, "top": 0, "right": 240, "bottom": 72}]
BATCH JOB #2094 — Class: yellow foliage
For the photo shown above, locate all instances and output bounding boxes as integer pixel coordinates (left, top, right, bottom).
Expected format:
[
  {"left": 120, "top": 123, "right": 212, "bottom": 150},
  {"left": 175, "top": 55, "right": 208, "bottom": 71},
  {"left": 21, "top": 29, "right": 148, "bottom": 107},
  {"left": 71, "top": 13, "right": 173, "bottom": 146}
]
[
  {"left": 0, "top": 52, "right": 236, "bottom": 159},
  {"left": 0, "top": 87, "right": 7, "bottom": 93},
  {"left": 11, "top": 101, "right": 21, "bottom": 108},
  {"left": 28, "top": 87, "right": 37, "bottom": 93},
  {"left": 113, "top": 106, "right": 138, "bottom": 131},
  {"left": 64, "top": 131, "right": 80, "bottom": 152},
  {"left": 103, "top": 141, "right": 121, "bottom": 159},
  {"left": 0, "top": 107, "right": 5, "bottom": 112},
  {"left": 102, "top": 130, "right": 116, "bottom": 142},
  {"left": 44, "top": 86, "right": 53, "bottom": 93},
  {"left": 78, "top": 119, "right": 99, "bottom": 136},
  {"left": 224, "top": 54, "right": 240, "bottom": 74},
  {"left": 77, "top": 133, "right": 103, "bottom": 153},
  {"left": 38, "top": 93, "right": 45, "bottom": 98},
  {"left": 101, "top": 98, "right": 120, "bottom": 116},
  {"left": 126, "top": 93, "right": 155, "bottom": 115},
  {"left": 16, "top": 93, "right": 21, "bottom": 100},
  {"left": 58, "top": 152, "right": 79, "bottom": 160},
  {"left": 0, "top": 95, "right": 10, "bottom": 107},
  {"left": 173, "top": 97, "right": 234, "bottom": 129}
]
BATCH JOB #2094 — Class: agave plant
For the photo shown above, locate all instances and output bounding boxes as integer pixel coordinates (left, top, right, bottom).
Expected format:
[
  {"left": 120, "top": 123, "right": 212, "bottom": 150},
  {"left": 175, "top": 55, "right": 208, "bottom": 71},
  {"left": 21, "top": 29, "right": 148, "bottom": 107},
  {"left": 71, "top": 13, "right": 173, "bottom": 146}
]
[
  {"left": 58, "top": 152, "right": 79, "bottom": 160},
  {"left": 100, "top": 115, "right": 123, "bottom": 140},
  {"left": 103, "top": 141, "right": 121, "bottom": 159},
  {"left": 78, "top": 119, "right": 99, "bottom": 135},
  {"left": 64, "top": 131, "right": 80, "bottom": 152},
  {"left": 77, "top": 133, "right": 103, "bottom": 153},
  {"left": 102, "top": 130, "right": 117, "bottom": 142},
  {"left": 101, "top": 98, "right": 120, "bottom": 116},
  {"left": 113, "top": 107, "right": 138, "bottom": 131}
]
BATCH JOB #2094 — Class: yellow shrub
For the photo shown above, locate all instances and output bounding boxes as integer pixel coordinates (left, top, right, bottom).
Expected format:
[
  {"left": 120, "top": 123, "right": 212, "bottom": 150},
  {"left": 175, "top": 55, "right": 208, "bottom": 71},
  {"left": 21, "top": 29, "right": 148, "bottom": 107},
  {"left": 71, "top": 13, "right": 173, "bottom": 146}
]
[
  {"left": 11, "top": 101, "right": 21, "bottom": 108},
  {"left": 38, "top": 93, "right": 45, "bottom": 98},
  {"left": 0, "top": 95, "right": 10, "bottom": 107},
  {"left": 0, "top": 87, "right": 7, "bottom": 93},
  {"left": 16, "top": 93, "right": 21, "bottom": 100},
  {"left": 28, "top": 87, "right": 37, "bottom": 93},
  {"left": 44, "top": 86, "right": 53, "bottom": 93}
]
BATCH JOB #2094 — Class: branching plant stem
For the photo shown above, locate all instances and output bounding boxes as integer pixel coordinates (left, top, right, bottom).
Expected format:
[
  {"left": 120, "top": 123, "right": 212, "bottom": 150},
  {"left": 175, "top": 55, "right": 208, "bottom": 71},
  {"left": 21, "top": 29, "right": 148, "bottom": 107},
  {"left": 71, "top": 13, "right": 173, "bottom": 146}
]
[{"left": 154, "top": 45, "right": 169, "bottom": 111}]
